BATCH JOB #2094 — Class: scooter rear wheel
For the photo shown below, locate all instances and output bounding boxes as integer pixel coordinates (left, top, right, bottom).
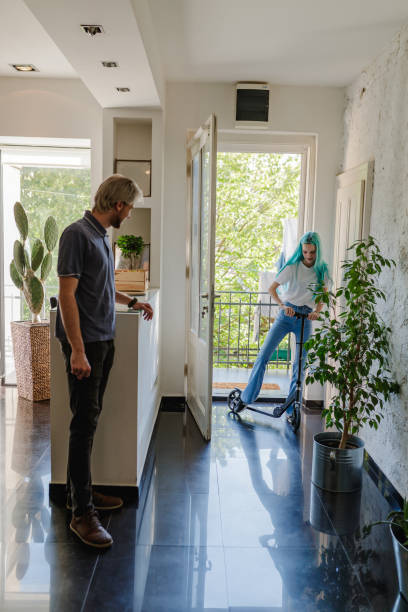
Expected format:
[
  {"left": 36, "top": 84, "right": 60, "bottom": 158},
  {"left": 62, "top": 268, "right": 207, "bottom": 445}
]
[{"left": 287, "top": 403, "right": 301, "bottom": 433}]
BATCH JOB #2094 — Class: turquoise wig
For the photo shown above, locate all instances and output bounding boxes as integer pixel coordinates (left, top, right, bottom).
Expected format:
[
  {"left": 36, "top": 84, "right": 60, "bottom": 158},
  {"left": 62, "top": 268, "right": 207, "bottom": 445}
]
[{"left": 279, "top": 231, "right": 329, "bottom": 287}]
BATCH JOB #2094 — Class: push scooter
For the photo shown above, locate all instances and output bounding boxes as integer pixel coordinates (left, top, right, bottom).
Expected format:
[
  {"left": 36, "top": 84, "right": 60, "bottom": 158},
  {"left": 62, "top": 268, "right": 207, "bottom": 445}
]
[{"left": 227, "top": 312, "right": 309, "bottom": 433}]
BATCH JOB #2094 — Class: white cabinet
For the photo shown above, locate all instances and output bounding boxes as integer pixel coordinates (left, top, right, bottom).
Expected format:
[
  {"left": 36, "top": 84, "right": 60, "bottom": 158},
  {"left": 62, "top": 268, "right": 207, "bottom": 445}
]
[{"left": 49, "top": 289, "right": 160, "bottom": 488}]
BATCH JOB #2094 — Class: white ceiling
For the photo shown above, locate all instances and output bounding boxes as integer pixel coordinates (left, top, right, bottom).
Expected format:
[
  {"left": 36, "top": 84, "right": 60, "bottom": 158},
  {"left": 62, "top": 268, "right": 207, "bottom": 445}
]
[
  {"left": 21, "top": 0, "right": 161, "bottom": 108},
  {"left": 1, "top": 0, "right": 408, "bottom": 108},
  {"left": 0, "top": 0, "right": 76, "bottom": 78},
  {"left": 148, "top": 0, "right": 408, "bottom": 86}
]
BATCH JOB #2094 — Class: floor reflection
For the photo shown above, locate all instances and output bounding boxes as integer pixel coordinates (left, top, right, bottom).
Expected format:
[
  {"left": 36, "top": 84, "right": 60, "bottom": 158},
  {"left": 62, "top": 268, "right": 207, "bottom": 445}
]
[
  {"left": 226, "top": 411, "right": 371, "bottom": 610},
  {"left": 0, "top": 390, "right": 403, "bottom": 611}
]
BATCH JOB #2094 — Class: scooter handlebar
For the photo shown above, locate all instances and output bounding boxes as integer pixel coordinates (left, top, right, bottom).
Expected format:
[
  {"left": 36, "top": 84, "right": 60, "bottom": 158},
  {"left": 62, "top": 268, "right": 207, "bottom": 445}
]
[{"left": 293, "top": 312, "right": 309, "bottom": 319}]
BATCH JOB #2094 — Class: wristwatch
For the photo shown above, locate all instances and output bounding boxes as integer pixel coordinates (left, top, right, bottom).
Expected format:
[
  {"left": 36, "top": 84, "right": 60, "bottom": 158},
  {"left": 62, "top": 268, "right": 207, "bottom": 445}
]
[{"left": 127, "top": 297, "right": 138, "bottom": 309}]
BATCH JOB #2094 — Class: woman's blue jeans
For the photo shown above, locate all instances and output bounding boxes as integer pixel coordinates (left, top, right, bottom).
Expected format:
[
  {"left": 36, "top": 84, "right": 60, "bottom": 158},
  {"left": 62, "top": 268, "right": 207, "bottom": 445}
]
[{"left": 241, "top": 303, "right": 312, "bottom": 413}]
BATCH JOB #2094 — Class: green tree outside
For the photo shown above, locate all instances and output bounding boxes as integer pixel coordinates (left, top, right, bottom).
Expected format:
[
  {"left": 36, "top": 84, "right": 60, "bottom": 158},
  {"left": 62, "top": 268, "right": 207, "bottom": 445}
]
[
  {"left": 214, "top": 152, "right": 301, "bottom": 368},
  {"left": 19, "top": 166, "right": 91, "bottom": 317}
]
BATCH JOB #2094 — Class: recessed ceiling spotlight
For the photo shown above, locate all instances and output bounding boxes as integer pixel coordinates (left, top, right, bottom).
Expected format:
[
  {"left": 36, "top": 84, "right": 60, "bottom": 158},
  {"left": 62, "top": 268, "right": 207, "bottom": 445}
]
[
  {"left": 80, "top": 24, "right": 104, "bottom": 36},
  {"left": 116, "top": 87, "right": 130, "bottom": 92},
  {"left": 11, "top": 64, "right": 38, "bottom": 72},
  {"left": 102, "top": 61, "right": 119, "bottom": 68}
]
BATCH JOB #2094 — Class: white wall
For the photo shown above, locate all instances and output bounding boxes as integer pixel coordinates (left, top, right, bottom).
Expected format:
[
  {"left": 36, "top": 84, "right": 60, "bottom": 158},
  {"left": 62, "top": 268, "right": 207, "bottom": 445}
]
[
  {"left": 342, "top": 25, "right": 408, "bottom": 497},
  {"left": 161, "top": 81, "right": 345, "bottom": 395},
  {"left": 115, "top": 120, "right": 152, "bottom": 160},
  {"left": 0, "top": 77, "right": 103, "bottom": 195}
]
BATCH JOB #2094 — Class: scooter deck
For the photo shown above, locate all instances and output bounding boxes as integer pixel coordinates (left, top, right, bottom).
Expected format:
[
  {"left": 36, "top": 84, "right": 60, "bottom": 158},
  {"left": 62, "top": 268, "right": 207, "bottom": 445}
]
[{"left": 243, "top": 403, "right": 291, "bottom": 418}]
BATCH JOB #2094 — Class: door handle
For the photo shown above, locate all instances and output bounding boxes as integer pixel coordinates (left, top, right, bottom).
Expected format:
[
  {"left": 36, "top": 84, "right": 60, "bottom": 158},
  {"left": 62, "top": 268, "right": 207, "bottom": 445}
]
[
  {"left": 201, "top": 305, "right": 209, "bottom": 318},
  {"left": 200, "top": 293, "right": 208, "bottom": 299}
]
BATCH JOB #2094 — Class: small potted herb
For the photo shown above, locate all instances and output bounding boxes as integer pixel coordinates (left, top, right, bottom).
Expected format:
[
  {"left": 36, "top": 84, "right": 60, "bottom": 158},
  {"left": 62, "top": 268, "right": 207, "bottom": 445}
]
[{"left": 116, "top": 234, "right": 144, "bottom": 270}]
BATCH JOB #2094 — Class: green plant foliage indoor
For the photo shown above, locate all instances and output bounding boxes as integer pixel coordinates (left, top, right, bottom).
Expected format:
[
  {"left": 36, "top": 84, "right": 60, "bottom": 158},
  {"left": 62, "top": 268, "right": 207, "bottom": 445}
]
[
  {"left": 19, "top": 166, "right": 91, "bottom": 318},
  {"left": 305, "top": 236, "right": 399, "bottom": 449},
  {"left": 10, "top": 202, "right": 58, "bottom": 322},
  {"left": 116, "top": 235, "right": 144, "bottom": 258},
  {"left": 364, "top": 499, "right": 408, "bottom": 547}
]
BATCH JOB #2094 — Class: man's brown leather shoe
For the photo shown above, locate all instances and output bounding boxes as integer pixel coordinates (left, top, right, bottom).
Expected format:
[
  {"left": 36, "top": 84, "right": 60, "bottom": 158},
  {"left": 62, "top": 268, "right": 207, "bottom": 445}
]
[
  {"left": 66, "top": 491, "right": 123, "bottom": 511},
  {"left": 70, "top": 510, "right": 113, "bottom": 548},
  {"left": 92, "top": 491, "right": 123, "bottom": 511}
]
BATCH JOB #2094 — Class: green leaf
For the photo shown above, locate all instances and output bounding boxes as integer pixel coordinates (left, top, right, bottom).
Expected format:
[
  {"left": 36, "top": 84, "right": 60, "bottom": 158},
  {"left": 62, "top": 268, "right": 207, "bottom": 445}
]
[
  {"left": 13, "top": 240, "right": 25, "bottom": 275},
  {"left": 41, "top": 252, "right": 52, "bottom": 281},
  {"left": 44, "top": 216, "right": 58, "bottom": 252},
  {"left": 10, "top": 260, "right": 23, "bottom": 289},
  {"left": 14, "top": 201, "right": 28, "bottom": 242},
  {"left": 31, "top": 239, "right": 44, "bottom": 271}
]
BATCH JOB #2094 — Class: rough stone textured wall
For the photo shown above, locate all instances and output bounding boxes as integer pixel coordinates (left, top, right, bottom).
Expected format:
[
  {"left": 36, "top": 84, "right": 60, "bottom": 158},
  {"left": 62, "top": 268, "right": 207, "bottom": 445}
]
[{"left": 342, "top": 25, "right": 408, "bottom": 498}]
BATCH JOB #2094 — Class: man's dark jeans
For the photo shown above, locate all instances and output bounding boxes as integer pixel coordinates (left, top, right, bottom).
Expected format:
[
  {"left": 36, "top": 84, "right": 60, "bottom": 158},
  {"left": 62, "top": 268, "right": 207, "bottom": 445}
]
[{"left": 61, "top": 340, "right": 115, "bottom": 516}]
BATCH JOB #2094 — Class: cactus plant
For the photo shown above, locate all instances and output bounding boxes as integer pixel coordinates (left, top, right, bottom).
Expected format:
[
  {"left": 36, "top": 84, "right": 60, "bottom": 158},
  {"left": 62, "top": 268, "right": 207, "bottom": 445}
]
[{"left": 10, "top": 202, "right": 58, "bottom": 323}]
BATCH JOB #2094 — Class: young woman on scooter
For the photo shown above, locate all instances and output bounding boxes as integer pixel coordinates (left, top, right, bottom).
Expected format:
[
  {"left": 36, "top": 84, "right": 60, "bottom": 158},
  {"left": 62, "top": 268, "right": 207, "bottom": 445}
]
[{"left": 230, "top": 231, "right": 329, "bottom": 419}]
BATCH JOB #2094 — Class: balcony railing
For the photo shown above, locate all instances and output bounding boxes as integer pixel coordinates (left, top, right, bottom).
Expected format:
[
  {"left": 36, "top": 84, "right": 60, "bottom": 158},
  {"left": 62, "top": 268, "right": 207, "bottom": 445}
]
[{"left": 213, "top": 290, "right": 291, "bottom": 370}]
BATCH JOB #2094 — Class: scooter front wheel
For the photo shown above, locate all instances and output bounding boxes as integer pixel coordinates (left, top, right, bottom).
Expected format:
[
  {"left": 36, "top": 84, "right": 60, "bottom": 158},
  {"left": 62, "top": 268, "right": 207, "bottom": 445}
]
[{"left": 227, "top": 388, "right": 246, "bottom": 414}]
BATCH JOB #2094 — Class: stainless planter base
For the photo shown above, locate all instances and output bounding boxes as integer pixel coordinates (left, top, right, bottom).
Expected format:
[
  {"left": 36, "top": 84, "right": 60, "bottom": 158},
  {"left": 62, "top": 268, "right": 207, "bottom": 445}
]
[
  {"left": 391, "top": 523, "right": 408, "bottom": 602},
  {"left": 312, "top": 432, "right": 365, "bottom": 493},
  {"left": 310, "top": 483, "right": 361, "bottom": 535}
]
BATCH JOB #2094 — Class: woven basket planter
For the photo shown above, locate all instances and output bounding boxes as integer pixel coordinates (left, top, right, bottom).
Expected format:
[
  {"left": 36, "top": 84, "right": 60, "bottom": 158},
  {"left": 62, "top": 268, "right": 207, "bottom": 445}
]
[{"left": 11, "top": 321, "right": 50, "bottom": 401}]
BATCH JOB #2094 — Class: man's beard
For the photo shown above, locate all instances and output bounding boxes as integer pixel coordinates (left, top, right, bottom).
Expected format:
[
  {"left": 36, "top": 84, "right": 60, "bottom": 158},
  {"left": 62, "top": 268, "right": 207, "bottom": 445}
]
[{"left": 111, "top": 212, "right": 122, "bottom": 229}]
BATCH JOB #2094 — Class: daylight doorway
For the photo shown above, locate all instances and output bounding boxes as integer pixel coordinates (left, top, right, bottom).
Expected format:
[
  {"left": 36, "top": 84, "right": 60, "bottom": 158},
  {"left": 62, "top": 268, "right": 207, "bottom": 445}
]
[
  {"left": 1, "top": 144, "right": 91, "bottom": 384},
  {"left": 212, "top": 148, "right": 306, "bottom": 399}
]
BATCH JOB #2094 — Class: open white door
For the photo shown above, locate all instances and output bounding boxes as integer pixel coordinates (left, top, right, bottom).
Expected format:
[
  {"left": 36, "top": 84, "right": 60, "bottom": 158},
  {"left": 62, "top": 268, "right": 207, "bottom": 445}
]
[
  {"left": 185, "top": 115, "right": 217, "bottom": 440},
  {"left": 326, "top": 161, "right": 373, "bottom": 405},
  {"left": 332, "top": 161, "right": 373, "bottom": 294}
]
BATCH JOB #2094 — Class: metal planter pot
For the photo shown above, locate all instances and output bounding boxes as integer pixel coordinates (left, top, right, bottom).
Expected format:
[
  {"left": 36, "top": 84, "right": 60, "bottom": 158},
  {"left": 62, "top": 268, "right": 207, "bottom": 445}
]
[
  {"left": 310, "top": 483, "right": 361, "bottom": 535},
  {"left": 312, "top": 431, "right": 365, "bottom": 493},
  {"left": 391, "top": 523, "right": 408, "bottom": 602}
]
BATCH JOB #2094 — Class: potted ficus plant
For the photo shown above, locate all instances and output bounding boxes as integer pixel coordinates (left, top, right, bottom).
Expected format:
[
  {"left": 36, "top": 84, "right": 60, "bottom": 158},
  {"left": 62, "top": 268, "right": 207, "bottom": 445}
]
[
  {"left": 116, "top": 234, "right": 144, "bottom": 270},
  {"left": 363, "top": 499, "right": 408, "bottom": 601},
  {"left": 305, "top": 236, "right": 399, "bottom": 492},
  {"left": 10, "top": 202, "right": 58, "bottom": 401}
]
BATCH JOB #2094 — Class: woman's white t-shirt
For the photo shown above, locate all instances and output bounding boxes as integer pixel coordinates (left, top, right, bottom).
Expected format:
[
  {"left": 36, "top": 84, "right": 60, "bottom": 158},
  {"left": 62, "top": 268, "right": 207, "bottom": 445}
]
[{"left": 274, "top": 263, "right": 321, "bottom": 309}]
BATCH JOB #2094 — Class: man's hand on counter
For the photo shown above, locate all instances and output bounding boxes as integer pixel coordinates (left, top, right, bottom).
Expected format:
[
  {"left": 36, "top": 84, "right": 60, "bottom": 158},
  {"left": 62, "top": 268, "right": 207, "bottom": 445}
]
[{"left": 133, "top": 302, "right": 154, "bottom": 320}]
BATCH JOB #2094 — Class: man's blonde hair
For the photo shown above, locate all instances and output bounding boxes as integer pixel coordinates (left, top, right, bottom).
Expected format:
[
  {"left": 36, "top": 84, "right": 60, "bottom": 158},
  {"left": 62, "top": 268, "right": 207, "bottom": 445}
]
[{"left": 93, "top": 174, "right": 142, "bottom": 213}]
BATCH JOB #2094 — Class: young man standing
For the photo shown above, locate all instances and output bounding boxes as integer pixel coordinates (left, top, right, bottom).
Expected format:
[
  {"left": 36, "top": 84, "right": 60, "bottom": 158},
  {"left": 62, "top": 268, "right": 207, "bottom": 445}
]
[{"left": 56, "top": 174, "right": 153, "bottom": 548}]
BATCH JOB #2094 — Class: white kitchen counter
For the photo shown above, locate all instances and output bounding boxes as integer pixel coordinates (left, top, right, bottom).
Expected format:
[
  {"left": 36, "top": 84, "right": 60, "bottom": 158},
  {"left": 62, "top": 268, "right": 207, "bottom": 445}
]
[{"left": 49, "top": 288, "right": 160, "bottom": 488}]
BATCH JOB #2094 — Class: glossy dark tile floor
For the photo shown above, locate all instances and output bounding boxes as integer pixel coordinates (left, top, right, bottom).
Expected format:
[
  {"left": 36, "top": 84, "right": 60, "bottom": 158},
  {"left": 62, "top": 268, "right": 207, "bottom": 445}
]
[{"left": 0, "top": 387, "right": 403, "bottom": 611}]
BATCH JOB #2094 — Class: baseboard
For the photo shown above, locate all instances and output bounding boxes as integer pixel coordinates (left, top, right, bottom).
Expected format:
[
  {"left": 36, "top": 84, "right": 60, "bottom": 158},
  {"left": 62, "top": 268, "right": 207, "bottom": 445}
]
[
  {"left": 49, "top": 483, "right": 139, "bottom": 507},
  {"left": 160, "top": 396, "right": 186, "bottom": 412},
  {"left": 49, "top": 407, "right": 161, "bottom": 509},
  {"left": 364, "top": 450, "right": 403, "bottom": 510}
]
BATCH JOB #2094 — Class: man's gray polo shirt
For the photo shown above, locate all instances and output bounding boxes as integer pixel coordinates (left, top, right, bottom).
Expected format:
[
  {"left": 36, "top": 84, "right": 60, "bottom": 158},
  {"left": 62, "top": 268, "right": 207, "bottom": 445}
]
[{"left": 55, "top": 210, "right": 116, "bottom": 343}]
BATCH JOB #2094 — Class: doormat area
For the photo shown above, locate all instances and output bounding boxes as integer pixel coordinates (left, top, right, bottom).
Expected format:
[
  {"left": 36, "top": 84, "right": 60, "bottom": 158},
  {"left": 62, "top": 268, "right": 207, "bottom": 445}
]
[{"left": 213, "top": 382, "right": 280, "bottom": 390}]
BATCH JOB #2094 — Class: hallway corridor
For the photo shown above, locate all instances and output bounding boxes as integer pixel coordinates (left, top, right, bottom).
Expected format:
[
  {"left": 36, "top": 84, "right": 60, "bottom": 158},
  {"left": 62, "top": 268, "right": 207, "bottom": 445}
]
[{"left": 0, "top": 387, "right": 403, "bottom": 611}]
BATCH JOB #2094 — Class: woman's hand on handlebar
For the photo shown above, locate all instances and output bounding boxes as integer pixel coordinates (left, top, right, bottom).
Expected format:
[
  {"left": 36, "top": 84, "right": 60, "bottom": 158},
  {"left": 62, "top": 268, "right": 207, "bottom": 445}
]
[
  {"left": 308, "top": 310, "right": 320, "bottom": 321},
  {"left": 283, "top": 306, "right": 295, "bottom": 317}
]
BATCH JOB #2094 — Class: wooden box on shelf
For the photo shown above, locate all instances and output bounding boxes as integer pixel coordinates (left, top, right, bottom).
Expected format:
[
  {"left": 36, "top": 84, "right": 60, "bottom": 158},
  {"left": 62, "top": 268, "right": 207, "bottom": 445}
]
[{"left": 114, "top": 269, "right": 149, "bottom": 292}]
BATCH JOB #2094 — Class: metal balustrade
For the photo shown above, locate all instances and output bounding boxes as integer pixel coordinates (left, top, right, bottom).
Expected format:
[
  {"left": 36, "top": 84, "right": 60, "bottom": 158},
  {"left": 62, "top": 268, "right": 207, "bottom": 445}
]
[{"left": 213, "top": 290, "right": 291, "bottom": 369}]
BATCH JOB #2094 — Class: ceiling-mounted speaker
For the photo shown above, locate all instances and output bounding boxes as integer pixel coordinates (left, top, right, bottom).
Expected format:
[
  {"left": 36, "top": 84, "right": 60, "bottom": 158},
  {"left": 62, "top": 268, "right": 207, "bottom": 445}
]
[{"left": 235, "top": 83, "right": 270, "bottom": 128}]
